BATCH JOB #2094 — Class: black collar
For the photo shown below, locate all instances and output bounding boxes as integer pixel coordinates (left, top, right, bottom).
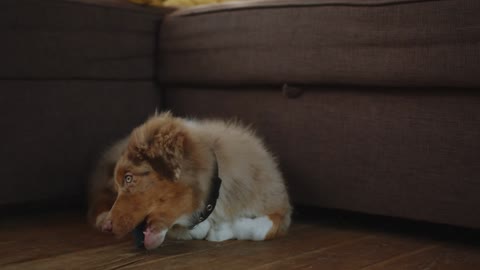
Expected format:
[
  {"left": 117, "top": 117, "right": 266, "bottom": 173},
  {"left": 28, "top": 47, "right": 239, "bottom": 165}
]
[{"left": 188, "top": 155, "right": 222, "bottom": 230}]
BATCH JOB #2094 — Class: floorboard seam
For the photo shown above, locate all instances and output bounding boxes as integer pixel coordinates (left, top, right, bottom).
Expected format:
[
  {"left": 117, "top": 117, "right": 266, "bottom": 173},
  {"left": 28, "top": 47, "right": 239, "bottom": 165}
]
[
  {"left": 250, "top": 235, "right": 375, "bottom": 269},
  {"left": 117, "top": 241, "right": 241, "bottom": 269},
  {"left": 1, "top": 242, "right": 133, "bottom": 268},
  {"left": 105, "top": 257, "right": 148, "bottom": 270},
  {"left": 359, "top": 245, "right": 439, "bottom": 270}
]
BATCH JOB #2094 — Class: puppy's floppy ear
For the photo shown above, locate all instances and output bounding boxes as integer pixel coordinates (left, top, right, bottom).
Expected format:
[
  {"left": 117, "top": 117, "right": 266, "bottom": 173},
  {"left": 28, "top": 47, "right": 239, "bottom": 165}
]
[{"left": 128, "top": 112, "right": 189, "bottom": 180}]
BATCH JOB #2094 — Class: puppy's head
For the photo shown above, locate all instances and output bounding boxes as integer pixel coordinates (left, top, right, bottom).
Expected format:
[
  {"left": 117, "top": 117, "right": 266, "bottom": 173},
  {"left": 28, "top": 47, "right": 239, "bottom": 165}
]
[{"left": 106, "top": 112, "right": 196, "bottom": 238}]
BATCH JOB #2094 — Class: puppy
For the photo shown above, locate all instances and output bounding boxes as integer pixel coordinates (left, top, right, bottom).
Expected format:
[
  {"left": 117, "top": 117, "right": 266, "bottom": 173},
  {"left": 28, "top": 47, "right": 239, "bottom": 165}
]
[{"left": 88, "top": 112, "right": 291, "bottom": 250}]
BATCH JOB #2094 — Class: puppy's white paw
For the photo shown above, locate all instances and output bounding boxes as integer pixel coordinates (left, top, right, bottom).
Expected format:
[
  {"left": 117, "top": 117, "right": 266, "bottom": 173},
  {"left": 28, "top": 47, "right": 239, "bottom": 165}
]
[
  {"left": 206, "top": 222, "right": 234, "bottom": 242},
  {"left": 189, "top": 220, "right": 211, "bottom": 240},
  {"left": 233, "top": 216, "right": 272, "bottom": 241}
]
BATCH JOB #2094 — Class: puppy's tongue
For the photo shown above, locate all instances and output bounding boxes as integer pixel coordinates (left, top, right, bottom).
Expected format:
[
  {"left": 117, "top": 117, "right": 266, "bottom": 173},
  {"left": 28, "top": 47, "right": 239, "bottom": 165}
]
[
  {"left": 132, "top": 220, "right": 167, "bottom": 250},
  {"left": 143, "top": 227, "right": 167, "bottom": 250},
  {"left": 132, "top": 220, "right": 147, "bottom": 248}
]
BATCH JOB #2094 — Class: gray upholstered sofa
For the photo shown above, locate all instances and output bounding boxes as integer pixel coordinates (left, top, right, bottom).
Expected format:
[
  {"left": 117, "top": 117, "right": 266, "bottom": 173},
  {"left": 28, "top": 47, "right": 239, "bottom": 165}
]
[{"left": 2, "top": 0, "right": 479, "bottom": 228}]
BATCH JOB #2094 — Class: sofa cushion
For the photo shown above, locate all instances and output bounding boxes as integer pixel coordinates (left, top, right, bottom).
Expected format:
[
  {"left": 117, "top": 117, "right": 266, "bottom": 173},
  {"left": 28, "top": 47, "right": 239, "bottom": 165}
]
[
  {"left": 0, "top": 0, "right": 169, "bottom": 79},
  {"left": 164, "top": 86, "right": 480, "bottom": 228},
  {"left": 0, "top": 81, "right": 160, "bottom": 206},
  {"left": 158, "top": 0, "right": 480, "bottom": 87}
]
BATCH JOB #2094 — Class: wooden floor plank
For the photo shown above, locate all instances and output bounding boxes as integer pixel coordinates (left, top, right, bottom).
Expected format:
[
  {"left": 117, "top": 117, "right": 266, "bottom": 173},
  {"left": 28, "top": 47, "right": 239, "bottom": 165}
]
[
  {"left": 362, "top": 244, "right": 480, "bottom": 270},
  {"left": 101, "top": 224, "right": 310, "bottom": 270},
  {"left": 6, "top": 224, "right": 310, "bottom": 270},
  {"left": 0, "top": 213, "right": 124, "bottom": 266},
  {"left": 121, "top": 224, "right": 367, "bottom": 269},
  {"left": 1, "top": 222, "right": 312, "bottom": 270},
  {"left": 252, "top": 234, "right": 434, "bottom": 270},
  {"left": 2, "top": 211, "right": 480, "bottom": 270},
  {"left": 1, "top": 235, "right": 240, "bottom": 270}
]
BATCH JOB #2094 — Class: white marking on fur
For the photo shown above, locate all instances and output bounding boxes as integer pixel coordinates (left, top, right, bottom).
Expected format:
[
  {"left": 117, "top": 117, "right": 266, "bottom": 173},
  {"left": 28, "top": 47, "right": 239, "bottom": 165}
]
[
  {"left": 232, "top": 216, "right": 273, "bottom": 241},
  {"left": 189, "top": 220, "right": 211, "bottom": 239},
  {"left": 204, "top": 216, "right": 273, "bottom": 242},
  {"left": 206, "top": 222, "right": 235, "bottom": 242},
  {"left": 173, "top": 214, "right": 191, "bottom": 227},
  {"left": 184, "top": 119, "right": 198, "bottom": 129},
  {"left": 95, "top": 211, "right": 109, "bottom": 229},
  {"left": 174, "top": 168, "right": 181, "bottom": 179}
]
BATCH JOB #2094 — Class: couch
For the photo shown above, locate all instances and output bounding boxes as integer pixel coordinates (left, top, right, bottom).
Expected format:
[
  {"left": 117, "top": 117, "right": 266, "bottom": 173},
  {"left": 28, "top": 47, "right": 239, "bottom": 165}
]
[{"left": 2, "top": 0, "right": 479, "bottom": 228}]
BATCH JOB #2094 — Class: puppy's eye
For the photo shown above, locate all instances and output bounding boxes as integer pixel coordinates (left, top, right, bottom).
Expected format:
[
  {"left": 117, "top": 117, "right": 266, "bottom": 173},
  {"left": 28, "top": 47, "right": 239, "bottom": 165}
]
[{"left": 124, "top": 174, "right": 133, "bottom": 184}]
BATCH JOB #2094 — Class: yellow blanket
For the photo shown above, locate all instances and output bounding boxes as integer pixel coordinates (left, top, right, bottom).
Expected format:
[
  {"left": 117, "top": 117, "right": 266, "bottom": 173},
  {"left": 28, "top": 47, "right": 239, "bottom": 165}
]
[{"left": 128, "top": 0, "right": 229, "bottom": 8}]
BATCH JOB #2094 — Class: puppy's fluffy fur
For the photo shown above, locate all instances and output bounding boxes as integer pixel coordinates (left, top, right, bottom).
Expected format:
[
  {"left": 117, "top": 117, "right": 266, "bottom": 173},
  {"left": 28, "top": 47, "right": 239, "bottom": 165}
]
[{"left": 88, "top": 112, "right": 291, "bottom": 249}]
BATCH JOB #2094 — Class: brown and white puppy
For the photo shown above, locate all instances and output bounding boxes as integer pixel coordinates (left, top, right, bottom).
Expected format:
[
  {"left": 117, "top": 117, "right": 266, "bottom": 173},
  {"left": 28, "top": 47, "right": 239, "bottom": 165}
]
[{"left": 88, "top": 112, "right": 291, "bottom": 250}]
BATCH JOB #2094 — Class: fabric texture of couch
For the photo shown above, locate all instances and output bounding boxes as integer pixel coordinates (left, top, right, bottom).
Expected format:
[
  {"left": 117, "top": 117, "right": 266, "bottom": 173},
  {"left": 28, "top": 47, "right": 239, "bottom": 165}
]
[
  {"left": 158, "top": 0, "right": 480, "bottom": 228},
  {"left": 2, "top": 0, "right": 479, "bottom": 229},
  {"left": 0, "top": 0, "right": 164, "bottom": 204}
]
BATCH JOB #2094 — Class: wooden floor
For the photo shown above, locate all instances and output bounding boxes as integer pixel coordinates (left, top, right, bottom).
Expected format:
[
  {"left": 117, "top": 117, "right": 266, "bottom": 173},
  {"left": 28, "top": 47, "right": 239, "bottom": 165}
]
[{"left": 1, "top": 209, "right": 480, "bottom": 270}]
